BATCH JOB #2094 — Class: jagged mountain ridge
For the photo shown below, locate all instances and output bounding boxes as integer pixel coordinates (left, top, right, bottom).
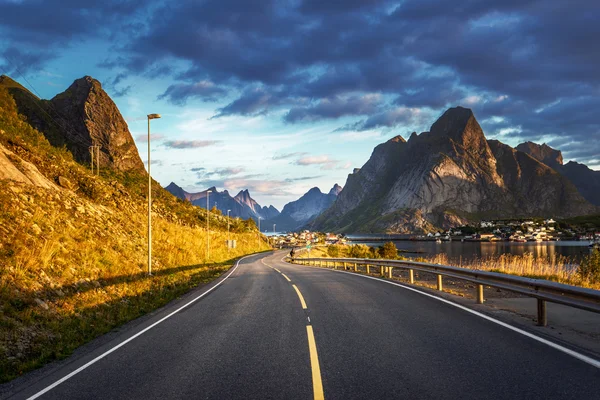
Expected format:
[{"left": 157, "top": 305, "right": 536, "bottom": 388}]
[
  {"left": 267, "top": 184, "right": 342, "bottom": 231},
  {"left": 311, "top": 106, "right": 597, "bottom": 233},
  {"left": 0, "top": 75, "right": 144, "bottom": 172},
  {"left": 166, "top": 183, "right": 280, "bottom": 221},
  {"left": 516, "top": 142, "right": 600, "bottom": 206}
]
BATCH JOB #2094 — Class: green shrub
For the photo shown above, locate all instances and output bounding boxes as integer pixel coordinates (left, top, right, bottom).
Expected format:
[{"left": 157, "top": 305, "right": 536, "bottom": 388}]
[
  {"left": 578, "top": 249, "right": 600, "bottom": 284},
  {"left": 327, "top": 245, "right": 341, "bottom": 257},
  {"left": 378, "top": 241, "right": 398, "bottom": 259}
]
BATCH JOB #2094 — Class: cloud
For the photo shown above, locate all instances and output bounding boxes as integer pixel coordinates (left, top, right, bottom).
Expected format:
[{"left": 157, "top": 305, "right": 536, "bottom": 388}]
[
  {"left": 272, "top": 152, "right": 308, "bottom": 160},
  {"left": 0, "top": 47, "right": 57, "bottom": 75},
  {"left": 158, "top": 80, "right": 227, "bottom": 105},
  {"left": 338, "top": 107, "right": 428, "bottom": 131},
  {"left": 136, "top": 133, "right": 165, "bottom": 142},
  {"left": 294, "top": 155, "right": 349, "bottom": 170},
  {"left": 163, "top": 140, "right": 221, "bottom": 149},
  {"left": 211, "top": 87, "right": 288, "bottom": 118},
  {"left": 284, "top": 94, "right": 383, "bottom": 123}
]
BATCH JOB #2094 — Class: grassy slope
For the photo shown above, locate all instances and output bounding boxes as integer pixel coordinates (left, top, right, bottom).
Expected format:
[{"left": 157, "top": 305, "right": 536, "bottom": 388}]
[{"left": 0, "top": 85, "right": 270, "bottom": 382}]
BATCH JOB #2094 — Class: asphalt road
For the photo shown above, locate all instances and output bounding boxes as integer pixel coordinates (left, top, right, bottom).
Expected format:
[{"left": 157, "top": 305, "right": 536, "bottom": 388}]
[{"left": 5, "top": 251, "right": 600, "bottom": 400}]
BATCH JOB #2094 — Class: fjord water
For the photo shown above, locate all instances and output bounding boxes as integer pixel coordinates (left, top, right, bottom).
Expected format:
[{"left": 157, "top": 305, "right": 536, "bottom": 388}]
[{"left": 349, "top": 237, "right": 592, "bottom": 263}]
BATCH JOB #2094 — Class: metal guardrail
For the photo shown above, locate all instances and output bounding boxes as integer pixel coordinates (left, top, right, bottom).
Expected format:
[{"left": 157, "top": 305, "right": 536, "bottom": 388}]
[{"left": 287, "top": 256, "right": 600, "bottom": 327}]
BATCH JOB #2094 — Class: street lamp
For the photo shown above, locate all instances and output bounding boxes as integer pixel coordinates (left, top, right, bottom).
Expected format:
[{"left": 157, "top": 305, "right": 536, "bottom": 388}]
[
  {"left": 273, "top": 224, "right": 276, "bottom": 233},
  {"left": 147, "top": 113, "right": 161, "bottom": 276},
  {"left": 206, "top": 190, "right": 212, "bottom": 260}
]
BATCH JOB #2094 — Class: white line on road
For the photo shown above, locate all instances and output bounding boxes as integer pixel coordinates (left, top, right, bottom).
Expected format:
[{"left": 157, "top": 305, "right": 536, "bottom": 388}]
[
  {"left": 288, "top": 260, "right": 600, "bottom": 370},
  {"left": 26, "top": 255, "right": 253, "bottom": 400}
]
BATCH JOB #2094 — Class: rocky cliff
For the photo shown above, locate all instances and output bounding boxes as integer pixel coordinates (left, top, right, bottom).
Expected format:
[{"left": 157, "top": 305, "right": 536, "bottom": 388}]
[
  {"left": 517, "top": 142, "right": 600, "bottom": 206},
  {"left": 311, "top": 107, "right": 597, "bottom": 233},
  {"left": 0, "top": 75, "right": 144, "bottom": 173}
]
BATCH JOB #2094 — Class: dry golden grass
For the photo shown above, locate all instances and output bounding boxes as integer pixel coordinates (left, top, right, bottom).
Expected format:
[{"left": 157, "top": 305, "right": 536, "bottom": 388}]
[{"left": 0, "top": 183, "right": 270, "bottom": 382}]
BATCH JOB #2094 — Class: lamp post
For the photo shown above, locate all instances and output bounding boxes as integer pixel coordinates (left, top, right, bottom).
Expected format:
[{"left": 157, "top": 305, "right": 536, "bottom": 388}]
[
  {"left": 206, "top": 190, "right": 212, "bottom": 260},
  {"left": 273, "top": 224, "right": 276, "bottom": 233},
  {"left": 147, "top": 113, "right": 161, "bottom": 276}
]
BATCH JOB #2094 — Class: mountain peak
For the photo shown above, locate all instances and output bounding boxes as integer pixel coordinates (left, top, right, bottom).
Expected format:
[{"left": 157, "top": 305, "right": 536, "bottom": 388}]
[
  {"left": 329, "top": 183, "right": 342, "bottom": 196},
  {"left": 47, "top": 76, "right": 144, "bottom": 172},
  {"left": 388, "top": 135, "right": 406, "bottom": 143},
  {"left": 307, "top": 187, "right": 323, "bottom": 195},
  {"left": 516, "top": 141, "right": 563, "bottom": 168}
]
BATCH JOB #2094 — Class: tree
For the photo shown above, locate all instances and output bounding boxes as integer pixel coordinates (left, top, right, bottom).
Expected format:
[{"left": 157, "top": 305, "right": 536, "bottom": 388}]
[{"left": 378, "top": 241, "right": 398, "bottom": 259}]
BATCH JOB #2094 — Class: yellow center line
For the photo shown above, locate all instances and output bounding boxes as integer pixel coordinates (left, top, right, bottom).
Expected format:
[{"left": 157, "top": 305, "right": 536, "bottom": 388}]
[
  {"left": 292, "top": 284, "right": 307, "bottom": 309},
  {"left": 306, "top": 325, "right": 325, "bottom": 400},
  {"left": 280, "top": 273, "right": 292, "bottom": 282}
]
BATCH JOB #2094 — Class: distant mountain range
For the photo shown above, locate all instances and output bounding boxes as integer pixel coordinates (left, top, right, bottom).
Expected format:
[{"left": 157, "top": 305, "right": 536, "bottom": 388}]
[
  {"left": 310, "top": 106, "right": 599, "bottom": 233},
  {"left": 166, "top": 182, "right": 342, "bottom": 232},
  {"left": 165, "top": 183, "right": 279, "bottom": 221}
]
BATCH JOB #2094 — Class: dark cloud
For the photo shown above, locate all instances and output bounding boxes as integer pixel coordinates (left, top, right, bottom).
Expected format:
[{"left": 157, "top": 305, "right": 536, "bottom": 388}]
[
  {"left": 338, "top": 107, "right": 429, "bottom": 132},
  {"left": 163, "top": 140, "right": 221, "bottom": 149},
  {"left": 158, "top": 81, "right": 228, "bottom": 105},
  {"left": 212, "top": 87, "right": 289, "bottom": 118},
  {"left": 284, "top": 94, "right": 382, "bottom": 123},
  {"left": 0, "top": 47, "right": 57, "bottom": 76}
]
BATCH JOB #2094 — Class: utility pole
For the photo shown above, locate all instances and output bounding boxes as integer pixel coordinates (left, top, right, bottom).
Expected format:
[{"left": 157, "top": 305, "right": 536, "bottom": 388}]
[
  {"left": 257, "top": 216, "right": 261, "bottom": 251},
  {"left": 207, "top": 190, "right": 212, "bottom": 260},
  {"left": 227, "top": 209, "right": 231, "bottom": 252},
  {"left": 88, "top": 144, "right": 100, "bottom": 175},
  {"left": 147, "top": 113, "right": 161, "bottom": 276},
  {"left": 273, "top": 224, "right": 276, "bottom": 233}
]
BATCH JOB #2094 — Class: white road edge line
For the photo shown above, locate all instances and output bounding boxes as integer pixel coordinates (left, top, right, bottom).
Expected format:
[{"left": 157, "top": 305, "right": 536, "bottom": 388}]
[
  {"left": 27, "top": 254, "right": 254, "bottom": 400},
  {"left": 287, "top": 260, "right": 600, "bottom": 370}
]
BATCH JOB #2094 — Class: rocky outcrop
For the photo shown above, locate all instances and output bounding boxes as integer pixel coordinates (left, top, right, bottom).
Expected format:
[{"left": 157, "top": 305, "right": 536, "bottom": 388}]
[
  {"left": 517, "top": 142, "right": 600, "bottom": 206},
  {"left": 516, "top": 142, "right": 563, "bottom": 169},
  {"left": 0, "top": 75, "right": 144, "bottom": 173},
  {"left": 0, "top": 142, "right": 58, "bottom": 189},
  {"left": 311, "top": 107, "right": 597, "bottom": 233}
]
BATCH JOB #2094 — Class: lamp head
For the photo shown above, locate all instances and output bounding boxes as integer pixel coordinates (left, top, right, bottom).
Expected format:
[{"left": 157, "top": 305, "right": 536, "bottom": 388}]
[{"left": 148, "top": 113, "right": 161, "bottom": 120}]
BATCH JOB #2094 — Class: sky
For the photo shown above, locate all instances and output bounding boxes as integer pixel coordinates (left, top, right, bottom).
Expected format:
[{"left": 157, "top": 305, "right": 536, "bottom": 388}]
[{"left": 1, "top": 0, "right": 599, "bottom": 209}]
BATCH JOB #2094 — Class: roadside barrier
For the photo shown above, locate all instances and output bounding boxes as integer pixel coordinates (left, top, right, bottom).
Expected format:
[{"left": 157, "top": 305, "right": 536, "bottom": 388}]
[{"left": 286, "top": 256, "right": 600, "bottom": 327}]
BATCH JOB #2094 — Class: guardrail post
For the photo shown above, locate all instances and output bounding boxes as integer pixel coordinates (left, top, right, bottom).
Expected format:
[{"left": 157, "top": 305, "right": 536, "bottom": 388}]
[
  {"left": 409, "top": 269, "right": 414, "bottom": 284},
  {"left": 537, "top": 299, "right": 547, "bottom": 326},
  {"left": 354, "top": 263, "right": 357, "bottom": 272},
  {"left": 380, "top": 266, "right": 384, "bottom": 277},
  {"left": 366, "top": 264, "right": 370, "bottom": 274},
  {"left": 388, "top": 267, "right": 393, "bottom": 279},
  {"left": 437, "top": 274, "right": 443, "bottom": 291},
  {"left": 477, "top": 284, "right": 484, "bottom": 304}
]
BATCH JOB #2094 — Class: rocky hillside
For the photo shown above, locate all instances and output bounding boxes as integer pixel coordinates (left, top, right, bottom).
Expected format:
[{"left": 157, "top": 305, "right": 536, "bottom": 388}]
[
  {"left": 166, "top": 182, "right": 280, "bottom": 221},
  {"left": 0, "top": 75, "right": 144, "bottom": 172},
  {"left": 0, "top": 79, "right": 268, "bottom": 382},
  {"left": 517, "top": 142, "right": 600, "bottom": 206},
  {"left": 268, "top": 184, "right": 342, "bottom": 231},
  {"left": 311, "top": 107, "right": 597, "bottom": 233}
]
